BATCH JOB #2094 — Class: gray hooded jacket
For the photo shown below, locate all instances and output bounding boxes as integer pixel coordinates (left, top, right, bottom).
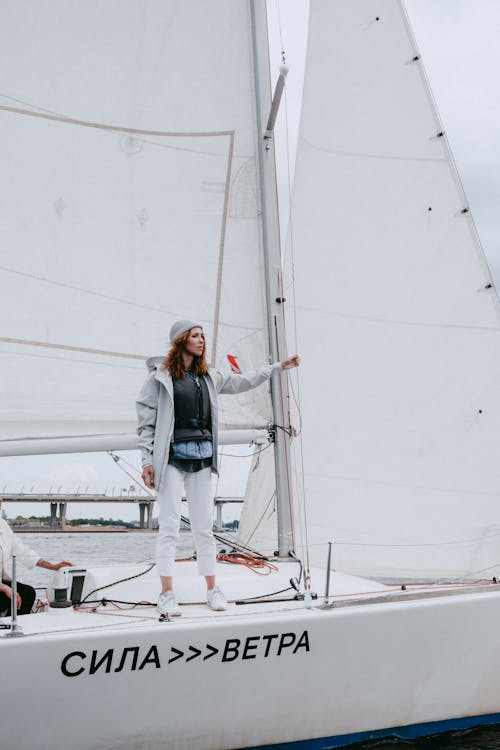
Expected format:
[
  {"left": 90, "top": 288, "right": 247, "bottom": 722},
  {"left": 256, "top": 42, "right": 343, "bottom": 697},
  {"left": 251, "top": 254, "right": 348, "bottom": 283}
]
[{"left": 136, "top": 358, "right": 282, "bottom": 491}]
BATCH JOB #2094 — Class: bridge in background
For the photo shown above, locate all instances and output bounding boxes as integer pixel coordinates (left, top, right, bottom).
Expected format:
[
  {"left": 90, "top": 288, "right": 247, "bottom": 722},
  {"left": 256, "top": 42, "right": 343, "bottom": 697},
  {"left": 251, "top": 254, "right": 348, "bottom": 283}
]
[{"left": 0, "top": 493, "right": 243, "bottom": 530}]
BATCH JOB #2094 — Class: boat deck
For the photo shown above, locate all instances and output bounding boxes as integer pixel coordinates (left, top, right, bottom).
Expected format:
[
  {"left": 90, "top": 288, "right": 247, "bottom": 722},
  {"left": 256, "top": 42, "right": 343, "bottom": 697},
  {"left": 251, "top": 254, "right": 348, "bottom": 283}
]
[{"left": 2, "top": 559, "right": 499, "bottom": 639}]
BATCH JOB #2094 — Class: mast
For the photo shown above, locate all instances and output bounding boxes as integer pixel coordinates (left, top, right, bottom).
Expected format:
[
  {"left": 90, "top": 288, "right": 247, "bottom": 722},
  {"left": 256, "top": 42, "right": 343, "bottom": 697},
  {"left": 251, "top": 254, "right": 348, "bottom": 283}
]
[{"left": 250, "top": 0, "right": 294, "bottom": 556}]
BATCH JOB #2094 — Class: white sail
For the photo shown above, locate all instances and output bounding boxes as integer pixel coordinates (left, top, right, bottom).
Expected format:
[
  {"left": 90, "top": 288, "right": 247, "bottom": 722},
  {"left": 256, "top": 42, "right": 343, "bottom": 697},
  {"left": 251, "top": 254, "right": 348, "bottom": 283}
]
[
  {"left": 238, "top": 446, "right": 278, "bottom": 553},
  {"left": 284, "top": 0, "right": 500, "bottom": 579},
  {"left": 0, "top": 1, "right": 274, "bottom": 449}
]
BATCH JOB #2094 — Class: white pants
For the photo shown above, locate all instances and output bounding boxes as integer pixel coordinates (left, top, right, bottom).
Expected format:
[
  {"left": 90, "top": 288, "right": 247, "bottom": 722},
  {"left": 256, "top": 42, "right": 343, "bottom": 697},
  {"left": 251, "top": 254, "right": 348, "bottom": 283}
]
[{"left": 156, "top": 464, "right": 216, "bottom": 577}]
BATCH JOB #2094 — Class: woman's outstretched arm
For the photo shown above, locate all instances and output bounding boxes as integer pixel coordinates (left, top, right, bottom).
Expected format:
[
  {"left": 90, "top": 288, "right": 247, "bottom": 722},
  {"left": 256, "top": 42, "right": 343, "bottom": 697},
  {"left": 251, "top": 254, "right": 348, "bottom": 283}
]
[{"left": 215, "top": 356, "right": 299, "bottom": 395}]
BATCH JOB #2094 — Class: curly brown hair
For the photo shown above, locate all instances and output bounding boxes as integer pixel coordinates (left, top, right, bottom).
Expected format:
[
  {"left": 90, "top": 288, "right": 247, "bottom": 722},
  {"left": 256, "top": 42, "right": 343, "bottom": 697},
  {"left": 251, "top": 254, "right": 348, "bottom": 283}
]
[{"left": 162, "top": 329, "right": 210, "bottom": 379}]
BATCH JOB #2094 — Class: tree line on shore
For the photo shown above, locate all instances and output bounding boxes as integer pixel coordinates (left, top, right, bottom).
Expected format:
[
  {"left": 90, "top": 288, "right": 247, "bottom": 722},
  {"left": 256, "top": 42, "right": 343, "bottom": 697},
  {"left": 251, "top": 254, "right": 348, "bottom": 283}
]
[
  {"left": 9, "top": 515, "right": 239, "bottom": 530},
  {"left": 11, "top": 515, "right": 138, "bottom": 528}
]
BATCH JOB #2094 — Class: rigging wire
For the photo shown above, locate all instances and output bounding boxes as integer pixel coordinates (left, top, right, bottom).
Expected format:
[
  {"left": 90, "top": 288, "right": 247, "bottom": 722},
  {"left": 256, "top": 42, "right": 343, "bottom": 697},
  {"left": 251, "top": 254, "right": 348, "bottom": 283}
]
[
  {"left": 274, "top": 0, "right": 286, "bottom": 59},
  {"left": 107, "top": 451, "right": 154, "bottom": 498},
  {"left": 299, "top": 531, "right": 500, "bottom": 548},
  {"left": 217, "top": 438, "right": 273, "bottom": 459},
  {"left": 238, "top": 490, "right": 277, "bottom": 549}
]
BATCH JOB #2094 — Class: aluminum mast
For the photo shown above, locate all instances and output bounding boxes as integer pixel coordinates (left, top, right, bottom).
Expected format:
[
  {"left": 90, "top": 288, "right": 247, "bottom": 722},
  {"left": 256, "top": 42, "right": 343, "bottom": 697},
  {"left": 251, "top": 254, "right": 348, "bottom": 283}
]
[{"left": 250, "top": 0, "right": 294, "bottom": 556}]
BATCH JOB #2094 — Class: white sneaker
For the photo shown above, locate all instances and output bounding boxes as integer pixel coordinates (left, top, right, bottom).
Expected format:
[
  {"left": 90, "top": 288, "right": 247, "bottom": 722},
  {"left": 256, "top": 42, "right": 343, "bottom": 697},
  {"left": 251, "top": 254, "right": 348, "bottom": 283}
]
[
  {"left": 157, "top": 591, "right": 182, "bottom": 617},
  {"left": 207, "top": 586, "right": 227, "bottom": 611}
]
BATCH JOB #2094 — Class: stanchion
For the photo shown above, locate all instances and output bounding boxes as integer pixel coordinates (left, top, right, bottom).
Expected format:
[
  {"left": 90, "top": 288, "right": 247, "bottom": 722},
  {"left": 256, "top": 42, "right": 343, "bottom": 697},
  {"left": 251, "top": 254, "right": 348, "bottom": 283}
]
[
  {"left": 320, "top": 542, "right": 333, "bottom": 609},
  {"left": 4, "top": 555, "right": 24, "bottom": 637}
]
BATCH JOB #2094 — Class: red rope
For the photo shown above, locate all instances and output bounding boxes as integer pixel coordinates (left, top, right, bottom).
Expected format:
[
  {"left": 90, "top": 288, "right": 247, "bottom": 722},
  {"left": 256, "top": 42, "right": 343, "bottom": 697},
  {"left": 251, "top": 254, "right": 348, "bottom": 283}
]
[{"left": 217, "top": 552, "right": 278, "bottom": 575}]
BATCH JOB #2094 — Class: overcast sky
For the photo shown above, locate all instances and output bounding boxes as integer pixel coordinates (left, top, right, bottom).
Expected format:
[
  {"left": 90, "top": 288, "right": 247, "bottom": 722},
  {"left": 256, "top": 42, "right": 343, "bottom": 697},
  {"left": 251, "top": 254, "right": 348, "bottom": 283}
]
[{"left": 3, "top": 1, "right": 500, "bottom": 522}]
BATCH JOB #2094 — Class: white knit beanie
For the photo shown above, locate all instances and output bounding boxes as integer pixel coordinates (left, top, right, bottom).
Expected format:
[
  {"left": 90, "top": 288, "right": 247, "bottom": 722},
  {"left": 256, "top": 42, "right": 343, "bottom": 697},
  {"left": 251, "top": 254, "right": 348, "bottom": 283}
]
[{"left": 169, "top": 319, "right": 202, "bottom": 342}]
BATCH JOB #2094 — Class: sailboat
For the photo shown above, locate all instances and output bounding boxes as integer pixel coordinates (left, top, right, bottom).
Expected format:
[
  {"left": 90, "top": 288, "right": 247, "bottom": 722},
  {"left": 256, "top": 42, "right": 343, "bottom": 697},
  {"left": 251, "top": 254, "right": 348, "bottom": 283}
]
[{"left": 3, "top": 1, "right": 500, "bottom": 749}]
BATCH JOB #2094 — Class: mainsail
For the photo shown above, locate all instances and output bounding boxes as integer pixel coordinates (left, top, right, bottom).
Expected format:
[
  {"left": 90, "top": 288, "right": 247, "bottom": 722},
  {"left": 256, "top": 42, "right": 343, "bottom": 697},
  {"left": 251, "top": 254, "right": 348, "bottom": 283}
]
[{"left": 0, "top": 1, "right": 275, "bottom": 450}]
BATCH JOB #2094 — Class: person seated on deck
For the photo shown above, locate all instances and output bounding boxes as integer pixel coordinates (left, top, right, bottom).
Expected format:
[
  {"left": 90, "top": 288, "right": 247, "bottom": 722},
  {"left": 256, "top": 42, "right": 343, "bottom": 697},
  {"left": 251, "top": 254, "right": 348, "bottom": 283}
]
[{"left": 0, "top": 504, "right": 73, "bottom": 616}]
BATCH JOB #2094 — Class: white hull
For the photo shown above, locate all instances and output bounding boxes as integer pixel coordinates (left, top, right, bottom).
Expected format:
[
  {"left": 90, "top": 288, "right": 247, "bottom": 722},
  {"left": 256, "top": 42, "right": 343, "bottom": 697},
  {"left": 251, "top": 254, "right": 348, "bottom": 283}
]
[{"left": 3, "top": 563, "right": 500, "bottom": 749}]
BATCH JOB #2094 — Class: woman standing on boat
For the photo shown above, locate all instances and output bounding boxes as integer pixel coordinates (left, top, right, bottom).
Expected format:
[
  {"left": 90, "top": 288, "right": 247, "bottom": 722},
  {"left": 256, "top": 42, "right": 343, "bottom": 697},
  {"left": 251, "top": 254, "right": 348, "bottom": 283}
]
[{"left": 137, "top": 320, "right": 299, "bottom": 617}]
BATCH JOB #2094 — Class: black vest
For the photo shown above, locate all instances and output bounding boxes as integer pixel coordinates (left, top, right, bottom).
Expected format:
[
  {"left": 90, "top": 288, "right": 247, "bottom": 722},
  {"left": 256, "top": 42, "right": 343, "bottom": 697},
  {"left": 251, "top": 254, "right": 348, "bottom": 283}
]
[{"left": 172, "top": 371, "right": 211, "bottom": 442}]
